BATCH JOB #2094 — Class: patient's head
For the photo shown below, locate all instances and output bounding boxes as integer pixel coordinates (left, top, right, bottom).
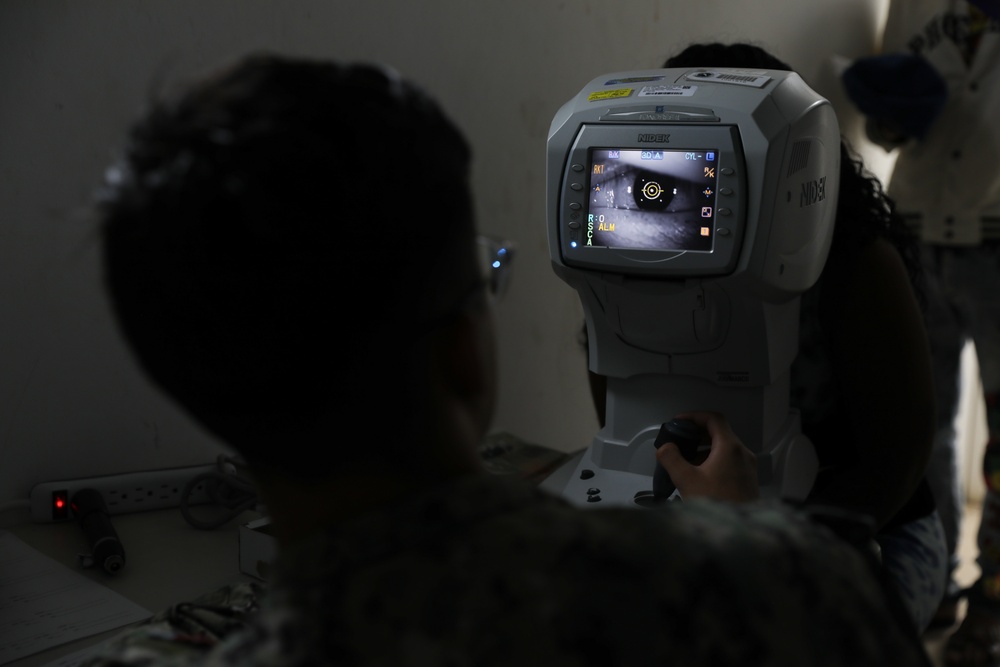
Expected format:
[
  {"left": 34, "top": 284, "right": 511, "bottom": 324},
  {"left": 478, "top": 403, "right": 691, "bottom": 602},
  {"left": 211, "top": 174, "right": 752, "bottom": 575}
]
[
  {"left": 664, "top": 41, "right": 792, "bottom": 71},
  {"left": 100, "top": 54, "right": 483, "bottom": 478}
]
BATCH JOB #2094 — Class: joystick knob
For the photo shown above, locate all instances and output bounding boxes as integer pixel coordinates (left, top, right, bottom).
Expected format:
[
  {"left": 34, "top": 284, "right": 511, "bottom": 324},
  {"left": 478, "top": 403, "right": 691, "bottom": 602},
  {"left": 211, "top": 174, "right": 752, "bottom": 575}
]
[{"left": 652, "top": 418, "right": 705, "bottom": 499}]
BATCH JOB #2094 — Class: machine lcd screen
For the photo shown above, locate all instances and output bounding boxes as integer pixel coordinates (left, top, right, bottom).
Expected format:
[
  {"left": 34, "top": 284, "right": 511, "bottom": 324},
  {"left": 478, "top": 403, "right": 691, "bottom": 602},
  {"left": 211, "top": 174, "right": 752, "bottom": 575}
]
[{"left": 585, "top": 148, "right": 720, "bottom": 252}]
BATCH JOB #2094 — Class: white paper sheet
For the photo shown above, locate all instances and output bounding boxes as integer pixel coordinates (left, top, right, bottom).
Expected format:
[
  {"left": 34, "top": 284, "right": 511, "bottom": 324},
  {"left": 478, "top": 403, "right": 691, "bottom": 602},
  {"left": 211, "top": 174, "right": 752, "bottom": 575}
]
[{"left": 0, "top": 531, "right": 150, "bottom": 665}]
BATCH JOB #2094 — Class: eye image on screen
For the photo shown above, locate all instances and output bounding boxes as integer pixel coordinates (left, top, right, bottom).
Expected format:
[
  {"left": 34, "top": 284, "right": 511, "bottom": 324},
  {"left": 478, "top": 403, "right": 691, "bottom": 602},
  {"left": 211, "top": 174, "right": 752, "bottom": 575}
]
[{"left": 585, "top": 148, "right": 719, "bottom": 251}]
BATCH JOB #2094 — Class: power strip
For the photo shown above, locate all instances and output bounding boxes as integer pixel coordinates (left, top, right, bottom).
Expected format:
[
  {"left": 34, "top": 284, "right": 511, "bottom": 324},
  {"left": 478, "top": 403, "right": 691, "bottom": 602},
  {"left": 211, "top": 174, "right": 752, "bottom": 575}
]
[{"left": 29, "top": 464, "right": 218, "bottom": 522}]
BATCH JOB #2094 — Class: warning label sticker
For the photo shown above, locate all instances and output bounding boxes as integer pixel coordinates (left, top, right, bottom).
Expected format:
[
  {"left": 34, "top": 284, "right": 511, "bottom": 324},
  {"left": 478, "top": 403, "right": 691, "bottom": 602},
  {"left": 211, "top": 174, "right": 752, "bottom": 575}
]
[{"left": 587, "top": 88, "right": 633, "bottom": 102}]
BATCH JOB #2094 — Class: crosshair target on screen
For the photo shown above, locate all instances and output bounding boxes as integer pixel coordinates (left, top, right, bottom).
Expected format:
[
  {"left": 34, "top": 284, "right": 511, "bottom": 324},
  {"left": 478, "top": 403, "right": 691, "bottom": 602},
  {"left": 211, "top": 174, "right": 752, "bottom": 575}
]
[
  {"left": 586, "top": 149, "right": 718, "bottom": 251},
  {"left": 633, "top": 171, "right": 675, "bottom": 211}
]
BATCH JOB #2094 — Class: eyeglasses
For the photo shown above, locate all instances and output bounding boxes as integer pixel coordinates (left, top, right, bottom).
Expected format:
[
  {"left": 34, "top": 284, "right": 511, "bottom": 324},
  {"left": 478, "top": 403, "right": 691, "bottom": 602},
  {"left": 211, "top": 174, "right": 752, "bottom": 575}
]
[
  {"left": 420, "top": 234, "right": 516, "bottom": 334},
  {"left": 477, "top": 234, "right": 516, "bottom": 302}
]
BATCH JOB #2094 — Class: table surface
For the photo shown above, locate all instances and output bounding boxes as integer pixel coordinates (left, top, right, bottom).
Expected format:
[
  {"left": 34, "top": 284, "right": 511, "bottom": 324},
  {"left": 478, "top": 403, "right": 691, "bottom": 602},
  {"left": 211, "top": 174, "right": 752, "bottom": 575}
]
[
  {"left": 1, "top": 505, "right": 261, "bottom": 667},
  {"left": 1, "top": 436, "right": 573, "bottom": 667}
]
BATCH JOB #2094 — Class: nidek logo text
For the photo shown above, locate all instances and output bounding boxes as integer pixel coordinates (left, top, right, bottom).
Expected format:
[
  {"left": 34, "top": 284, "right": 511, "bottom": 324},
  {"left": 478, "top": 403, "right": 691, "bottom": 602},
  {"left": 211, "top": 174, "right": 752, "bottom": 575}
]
[
  {"left": 800, "top": 176, "right": 827, "bottom": 207},
  {"left": 637, "top": 133, "right": 671, "bottom": 143}
]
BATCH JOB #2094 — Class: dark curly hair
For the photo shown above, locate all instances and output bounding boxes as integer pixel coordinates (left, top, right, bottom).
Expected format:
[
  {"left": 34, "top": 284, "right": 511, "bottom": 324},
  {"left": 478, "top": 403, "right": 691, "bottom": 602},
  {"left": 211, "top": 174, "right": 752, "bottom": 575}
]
[
  {"left": 99, "top": 54, "right": 475, "bottom": 476},
  {"left": 664, "top": 42, "right": 926, "bottom": 309}
]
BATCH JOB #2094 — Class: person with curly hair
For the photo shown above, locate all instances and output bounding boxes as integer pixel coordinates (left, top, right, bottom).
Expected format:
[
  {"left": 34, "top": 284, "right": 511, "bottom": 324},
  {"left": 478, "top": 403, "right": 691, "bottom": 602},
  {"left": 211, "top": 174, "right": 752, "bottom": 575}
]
[
  {"left": 841, "top": 1, "right": 1000, "bottom": 663},
  {"left": 657, "top": 42, "right": 947, "bottom": 632}
]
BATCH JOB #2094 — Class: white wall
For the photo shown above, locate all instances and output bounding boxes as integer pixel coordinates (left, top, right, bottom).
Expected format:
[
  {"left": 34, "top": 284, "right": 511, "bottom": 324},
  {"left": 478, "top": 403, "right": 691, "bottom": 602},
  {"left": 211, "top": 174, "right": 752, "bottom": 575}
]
[{"left": 0, "top": 0, "right": 889, "bottom": 502}]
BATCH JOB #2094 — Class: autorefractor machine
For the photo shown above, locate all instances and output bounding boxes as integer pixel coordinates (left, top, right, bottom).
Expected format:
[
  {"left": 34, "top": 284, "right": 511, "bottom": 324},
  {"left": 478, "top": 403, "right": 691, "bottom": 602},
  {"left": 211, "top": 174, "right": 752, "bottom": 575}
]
[{"left": 540, "top": 67, "right": 841, "bottom": 507}]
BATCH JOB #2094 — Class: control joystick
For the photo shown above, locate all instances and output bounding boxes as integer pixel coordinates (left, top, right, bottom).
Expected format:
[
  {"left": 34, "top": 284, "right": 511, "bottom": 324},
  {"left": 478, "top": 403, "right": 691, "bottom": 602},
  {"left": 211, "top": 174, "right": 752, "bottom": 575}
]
[{"left": 652, "top": 418, "right": 705, "bottom": 499}]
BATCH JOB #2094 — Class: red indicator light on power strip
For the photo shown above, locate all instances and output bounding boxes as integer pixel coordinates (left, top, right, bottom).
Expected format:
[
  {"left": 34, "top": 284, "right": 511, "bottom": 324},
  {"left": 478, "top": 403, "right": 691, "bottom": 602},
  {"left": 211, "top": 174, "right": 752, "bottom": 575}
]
[{"left": 52, "top": 490, "right": 69, "bottom": 520}]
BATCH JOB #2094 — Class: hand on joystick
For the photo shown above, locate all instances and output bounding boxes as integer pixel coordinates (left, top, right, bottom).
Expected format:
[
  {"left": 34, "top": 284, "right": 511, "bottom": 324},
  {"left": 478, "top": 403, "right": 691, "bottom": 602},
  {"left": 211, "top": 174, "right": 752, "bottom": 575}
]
[{"left": 654, "top": 411, "right": 759, "bottom": 503}]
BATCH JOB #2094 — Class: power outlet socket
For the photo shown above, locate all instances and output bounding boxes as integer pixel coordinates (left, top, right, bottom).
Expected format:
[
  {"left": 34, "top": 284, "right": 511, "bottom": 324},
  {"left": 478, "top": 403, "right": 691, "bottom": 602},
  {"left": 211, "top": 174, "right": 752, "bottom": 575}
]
[{"left": 29, "top": 464, "right": 219, "bottom": 522}]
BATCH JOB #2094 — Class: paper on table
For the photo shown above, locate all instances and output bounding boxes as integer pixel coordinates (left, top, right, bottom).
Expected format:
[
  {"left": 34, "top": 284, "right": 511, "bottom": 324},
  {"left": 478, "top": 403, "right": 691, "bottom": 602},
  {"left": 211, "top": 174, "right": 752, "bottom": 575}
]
[
  {"left": 0, "top": 530, "right": 151, "bottom": 665},
  {"left": 38, "top": 640, "right": 110, "bottom": 667}
]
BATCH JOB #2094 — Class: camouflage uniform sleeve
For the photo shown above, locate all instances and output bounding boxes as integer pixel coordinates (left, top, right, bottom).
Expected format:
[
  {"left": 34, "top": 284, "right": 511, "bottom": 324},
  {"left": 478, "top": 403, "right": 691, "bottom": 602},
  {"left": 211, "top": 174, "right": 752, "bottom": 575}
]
[
  {"left": 673, "top": 499, "right": 931, "bottom": 666},
  {"left": 80, "top": 582, "right": 263, "bottom": 667}
]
